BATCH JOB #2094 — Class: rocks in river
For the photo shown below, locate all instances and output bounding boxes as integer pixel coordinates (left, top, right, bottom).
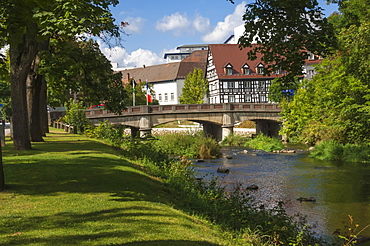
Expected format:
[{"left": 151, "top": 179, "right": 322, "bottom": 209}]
[
  {"left": 273, "top": 149, "right": 296, "bottom": 153},
  {"left": 217, "top": 167, "right": 230, "bottom": 174},
  {"left": 297, "top": 197, "right": 316, "bottom": 202},
  {"left": 246, "top": 184, "right": 259, "bottom": 190},
  {"left": 195, "top": 159, "right": 205, "bottom": 163},
  {"left": 224, "top": 155, "right": 233, "bottom": 159}
]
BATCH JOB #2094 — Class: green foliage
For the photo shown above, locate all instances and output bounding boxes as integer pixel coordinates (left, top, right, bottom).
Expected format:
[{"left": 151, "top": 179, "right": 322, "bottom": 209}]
[
  {"left": 238, "top": 0, "right": 336, "bottom": 80},
  {"left": 222, "top": 134, "right": 285, "bottom": 152},
  {"left": 153, "top": 132, "right": 221, "bottom": 159},
  {"left": 63, "top": 100, "right": 90, "bottom": 134},
  {"left": 179, "top": 68, "right": 208, "bottom": 104},
  {"left": 309, "top": 140, "right": 370, "bottom": 163},
  {"left": 152, "top": 132, "right": 220, "bottom": 159},
  {"left": 280, "top": 0, "right": 370, "bottom": 146},
  {"left": 245, "top": 134, "right": 285, "bottom": 152},
  {"left": 221, "top": 134, "right": 249, "bottom": 146},
  {"left": 268, "top": 76, "right": 300, "bottom": 103},
  {"left": 42, "top": 39, "right": 127, "bottom": 113},
  {"left": 0, "top": 52, "right": 11, "bottom": 120}
]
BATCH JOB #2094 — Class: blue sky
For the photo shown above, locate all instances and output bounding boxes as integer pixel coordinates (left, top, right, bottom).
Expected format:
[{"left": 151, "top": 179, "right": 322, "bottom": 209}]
[{"left": 99, "top": 0, "right": 339, "bottom": 68}]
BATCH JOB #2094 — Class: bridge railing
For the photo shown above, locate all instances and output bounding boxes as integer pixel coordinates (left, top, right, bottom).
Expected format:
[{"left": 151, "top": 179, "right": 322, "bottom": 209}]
[{"left": 85, "top": 103, "right": 281, "bottom": 118}]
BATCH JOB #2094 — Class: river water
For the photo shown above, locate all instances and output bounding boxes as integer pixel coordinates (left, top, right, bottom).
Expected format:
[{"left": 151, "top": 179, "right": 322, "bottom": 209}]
[{"left": 193, "top": 146, "right": 370, "bottom": 244}]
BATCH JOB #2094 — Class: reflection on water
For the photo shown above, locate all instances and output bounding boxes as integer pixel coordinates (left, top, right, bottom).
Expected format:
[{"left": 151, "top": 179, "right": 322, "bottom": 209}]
[{"left": 193, "top": 147, "right": 370, "bottom": 244}]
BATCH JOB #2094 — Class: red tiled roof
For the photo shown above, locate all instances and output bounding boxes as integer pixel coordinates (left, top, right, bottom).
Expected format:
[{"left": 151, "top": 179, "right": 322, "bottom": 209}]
[
  {"left": 209, "top": 44, "right": 278, "bottom": 79},
  {"left": 121, "top": 50, "right": 208, "bottom": 84},
  {"left": 208, "top": 44, "right": 321, "bottom": 79}
]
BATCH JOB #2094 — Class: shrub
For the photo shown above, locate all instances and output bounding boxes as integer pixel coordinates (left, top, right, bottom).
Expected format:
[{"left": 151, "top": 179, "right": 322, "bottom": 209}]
[
  {"left": 309, "top": 140, "right": 344, "bottom": 161},
  {"left": 154, "top": 132, "right": 220, "bottom": 158},
  {"left": 63, "top": 100, "right": 90, "bottom": 133},
  {"left": 310, "top": 140, "right": 370, "bottom": 163},
  {"left": 245, "top": 134, "right": 285, "bottom": 152},
  {"left": 221, "top": 134, "right": 249, "bottom": 146}
]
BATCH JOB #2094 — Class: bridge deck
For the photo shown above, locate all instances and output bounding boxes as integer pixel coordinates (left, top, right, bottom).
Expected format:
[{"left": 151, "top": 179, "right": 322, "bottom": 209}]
[{"left": 85, "top": 103, "right": 282, "bottom": 118}]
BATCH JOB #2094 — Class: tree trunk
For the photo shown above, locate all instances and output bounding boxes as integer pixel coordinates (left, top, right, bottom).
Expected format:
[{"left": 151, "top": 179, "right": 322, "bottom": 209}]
[
  {"left": 27, "top": 40, "right": 49, "bottom": 142},
  {"left": 0, "top": 143, "right": 4, "bottom": 191},
  {"left": 10, "top": 29, "right": 38, "bottom": 150},
  {"left": 40, "top": 77, "right": 49, "bottom": 135}
]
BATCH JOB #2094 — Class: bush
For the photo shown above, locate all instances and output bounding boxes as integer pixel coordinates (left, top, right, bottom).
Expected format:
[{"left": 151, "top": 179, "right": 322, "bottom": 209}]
[
  {"left": 221, "top": 134, "right": 249, "bottom": 146},
  {"left": 154, "top": 132, "right": 221, "bottom": 158},
  {"left": 245, "top": 134, "right": 285, "bottom": 152},
  {"left": 310, "top": 140, "right": 370, "bottom": 163},
  {"left": 63, "top": 100, "right": 90, "bottom": 133}
]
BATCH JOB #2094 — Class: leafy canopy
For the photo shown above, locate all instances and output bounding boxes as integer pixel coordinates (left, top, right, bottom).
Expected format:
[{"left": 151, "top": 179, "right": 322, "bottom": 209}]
[
  {"left": 233, "top": 0, "right": 337, "bottom": 102},
  {"left": 179, "top": 68, "right": 208, "bottom": 104},
  {"left": 280, "top": 0, "right": 370, "bottom": 145}
]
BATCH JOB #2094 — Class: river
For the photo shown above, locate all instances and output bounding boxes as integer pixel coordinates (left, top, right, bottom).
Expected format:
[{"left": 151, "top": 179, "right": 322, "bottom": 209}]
[{"left": 193, "top": 146, "right": 370, "bottom": 244}]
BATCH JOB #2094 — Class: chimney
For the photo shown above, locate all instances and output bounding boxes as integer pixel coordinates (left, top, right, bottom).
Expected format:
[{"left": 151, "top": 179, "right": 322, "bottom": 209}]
[
  {"left": 127, "top": 73, "right": 130, "bottom": 81},
  {"left": 143, "top": 65, "right": 146, "bottom": 68}
]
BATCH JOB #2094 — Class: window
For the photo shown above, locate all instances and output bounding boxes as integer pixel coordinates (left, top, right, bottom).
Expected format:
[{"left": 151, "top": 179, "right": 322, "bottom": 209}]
[
  {"left": 244, "top": 81, "right": 251, "bottom": 88},
  {"left": 227, "top": 82, "right": 235, "bottom": 88},
  {"left": 170, "top": 93, "right": 174, "bottom": 101},
  {"left": 245, "top": 94, "right": 252, "bottom": 102},
  {"left": 158, "top": 94, "right": 162, "bottom": 102},
  {"left": 258, "top": 81, "right": 265, "bottom": 91},
  {"left": 224, "top": 63, "right": 233, "bottom": 75},
  {"left": 228, "top": 95, "right": 235, "bottom": 103},
  {"left": 242, "top": 64, "right": 250, "bottom": 75},
  {"left": 164, "top": 93, "right": 168, "bottom": 102},
  {"left": 260, "top": 94, "right": 267, "bottom": 102},
  {"left": 257, "top": 63, "right": 264, "bottom": 75}
]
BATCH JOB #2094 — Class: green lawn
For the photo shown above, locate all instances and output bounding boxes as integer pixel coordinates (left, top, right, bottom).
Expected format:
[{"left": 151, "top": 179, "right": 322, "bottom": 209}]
[{"left": 0, "top": 129, "right": 233, "bottom": 245}]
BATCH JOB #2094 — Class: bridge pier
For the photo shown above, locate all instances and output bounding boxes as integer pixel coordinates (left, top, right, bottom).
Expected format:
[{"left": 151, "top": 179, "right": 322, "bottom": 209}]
[
  {"left": 202, "top": 122, "right": 222, "bottom": 141},
  {"left": 222, "top": 124, "right": 234, "bottom": 140},
  {"left": 139, "top": 115, "right": 152, "bottom": 138}
]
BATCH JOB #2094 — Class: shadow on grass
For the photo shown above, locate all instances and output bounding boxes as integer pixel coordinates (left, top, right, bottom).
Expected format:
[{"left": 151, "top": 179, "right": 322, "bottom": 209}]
[
  {"left": 0, "top": 206, "right": 221, "bottom": 245},
  {"left": 119, "top": 240, "right": 220, "bottom": 245},
  {"left": 4, "top": 154, "right": 168, "bottom": 203},
  {"left": 0, "top": 132, "right": 225, "bottom": 245}
]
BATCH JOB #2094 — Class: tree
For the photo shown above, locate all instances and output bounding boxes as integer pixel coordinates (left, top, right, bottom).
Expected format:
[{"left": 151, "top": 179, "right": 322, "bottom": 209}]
[
  {"left": 0, "top": 0, "right": 122, "bottom": 150},
  {"left": 179, "top": 68, "right": 208, "bottom": 104},
  {"left": 235, "top": 0, "right": 337, "bottom": 102},
  {"left": 42, "top": 39, "right": 126, "bottom": 114},
  {"left": 280, "top": 0, "right": 370, "bottom": 145}
]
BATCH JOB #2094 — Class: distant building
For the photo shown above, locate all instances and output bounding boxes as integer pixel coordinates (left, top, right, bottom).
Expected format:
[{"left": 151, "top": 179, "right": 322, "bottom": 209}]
[
  {"left": 206, "top": 44, "right": 322, "bottom": 104},
  {"left": 164, "top": 44, "right": 209, "bottom": 63},
  {"left": 122, "top": 50, "right": 208, "bottom": 105},
  {"left": 207, "top": 44, "right": 282, "bottom": 104}
]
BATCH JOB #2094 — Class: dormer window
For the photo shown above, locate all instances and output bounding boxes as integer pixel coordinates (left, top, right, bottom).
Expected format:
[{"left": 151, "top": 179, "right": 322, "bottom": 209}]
[
  {"left": 257, "top": 63, "right": 264, "bottom": 75},
  {"left": 242, "top": 64, "right": 250, "bottom": 75},
  {"left": 224, "top": 63, "right": 233, "bottom": 75},
  {"left": 308, "top": 53, "right": 315, "bottom": 60}
]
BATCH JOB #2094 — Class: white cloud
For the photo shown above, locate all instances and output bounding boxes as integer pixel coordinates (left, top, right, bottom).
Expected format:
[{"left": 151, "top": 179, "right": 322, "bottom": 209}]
[
  {"left": 99, "top": 42, "right": 164, "bottom": 68},
  {"left": 156, "top": 12, "right": 191, "bottom": 36},
  {"left": 193, "top": 15, "right": 211, "bottom": 33},
  {"left": 124, "top": 17, "right": 145, "bottom": 34},
  {"left": 202, "top": 1, "right": 246, "bottom": 43}
]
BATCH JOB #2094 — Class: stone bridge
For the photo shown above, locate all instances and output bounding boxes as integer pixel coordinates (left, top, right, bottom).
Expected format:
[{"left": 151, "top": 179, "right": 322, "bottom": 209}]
[{"left": 85, "top": 103, "right": 282, "bottom": 141}]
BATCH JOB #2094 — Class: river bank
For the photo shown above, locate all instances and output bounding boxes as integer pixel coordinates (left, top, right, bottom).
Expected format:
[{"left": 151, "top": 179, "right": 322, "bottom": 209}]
[{"left": 193, "top": 146, "right": 370, "bottom": 245}]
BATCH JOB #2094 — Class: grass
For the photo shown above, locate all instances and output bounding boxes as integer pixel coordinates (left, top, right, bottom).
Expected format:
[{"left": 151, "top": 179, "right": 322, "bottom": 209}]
[{"left": 0, "top": 129, "right": 234, "bottom": 245}]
